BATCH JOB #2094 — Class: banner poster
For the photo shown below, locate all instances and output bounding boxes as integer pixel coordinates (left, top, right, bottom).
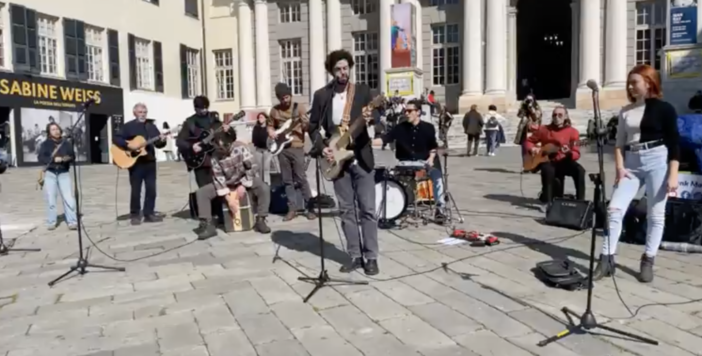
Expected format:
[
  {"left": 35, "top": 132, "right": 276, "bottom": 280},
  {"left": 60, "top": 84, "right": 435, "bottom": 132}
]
[
  {"left": 669, "top": 0, "right": 699, "bottom": 45},
  {"left": 391, "top": 3, "right": 414, "bottom": 68}
]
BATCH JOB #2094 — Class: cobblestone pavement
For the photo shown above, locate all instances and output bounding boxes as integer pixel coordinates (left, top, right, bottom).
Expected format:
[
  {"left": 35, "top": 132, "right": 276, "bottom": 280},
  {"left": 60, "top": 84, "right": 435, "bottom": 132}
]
[{"left": 1, "top": 147, "right": 702, "bottom": 356}]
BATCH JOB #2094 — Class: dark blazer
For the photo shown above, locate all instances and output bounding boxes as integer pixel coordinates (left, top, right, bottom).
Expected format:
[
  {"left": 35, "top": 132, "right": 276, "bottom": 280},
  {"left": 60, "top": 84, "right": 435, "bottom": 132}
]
[
  {"left": 112, "top": 118, "right": 165, "bottom": 162},
  {"left": 308, "top": 82, "right": 378, "bottom": 173}
]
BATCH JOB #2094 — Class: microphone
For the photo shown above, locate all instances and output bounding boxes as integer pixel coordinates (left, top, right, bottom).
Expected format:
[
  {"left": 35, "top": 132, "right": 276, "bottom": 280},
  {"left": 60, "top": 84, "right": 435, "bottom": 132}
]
[
  {"left": 586, "top": 79, "right": 600, "bottom": 93},
  {"left": 82, "top": 98, "right": 96, "bottom": 108}
]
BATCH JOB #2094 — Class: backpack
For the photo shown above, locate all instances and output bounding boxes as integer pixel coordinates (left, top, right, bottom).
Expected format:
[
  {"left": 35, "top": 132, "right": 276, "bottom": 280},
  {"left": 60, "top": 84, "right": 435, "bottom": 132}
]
[
  {"left": 485, "top": 116, "right": 499, "bottom": 129},
  {"left": 534, "top": 259, "right": 588, "bottom": 291}
]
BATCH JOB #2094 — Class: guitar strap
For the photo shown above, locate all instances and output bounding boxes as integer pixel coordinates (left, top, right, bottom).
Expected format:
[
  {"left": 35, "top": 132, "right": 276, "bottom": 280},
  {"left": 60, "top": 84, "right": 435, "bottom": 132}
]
[{"left": 339, "top": 83, "right": 356, "bottom": 135}]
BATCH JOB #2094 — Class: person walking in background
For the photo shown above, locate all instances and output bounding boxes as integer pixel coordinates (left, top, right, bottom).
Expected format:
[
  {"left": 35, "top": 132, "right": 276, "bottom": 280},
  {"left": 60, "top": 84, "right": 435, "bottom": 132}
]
[
  {"left": 161, "top": 122, "right": 177, "bottom": 161},
  {"left": 38, "top": 123, "right": 77, "bottom": 230},
  {"left": 251, "top": 112, "right": 272, "bottom": 185},
  {"left": 483, "top": 105, "right": 504, "bottom": 156},
  {"left": 462, "top": 104, "right": 483, "bottom": 156}
]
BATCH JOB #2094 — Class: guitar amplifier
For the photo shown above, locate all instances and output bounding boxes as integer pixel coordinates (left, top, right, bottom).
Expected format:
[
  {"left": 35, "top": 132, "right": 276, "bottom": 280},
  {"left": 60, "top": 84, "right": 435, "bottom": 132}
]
[{"left": 545, "top": 198, "right": 594, "bottom": 230}]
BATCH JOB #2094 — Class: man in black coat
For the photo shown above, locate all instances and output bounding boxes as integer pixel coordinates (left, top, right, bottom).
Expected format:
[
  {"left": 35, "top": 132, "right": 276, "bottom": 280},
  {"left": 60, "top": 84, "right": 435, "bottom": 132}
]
[
  {"left": 112, "top": 103, "right": 167, "bottom": 225},
  {"left": 308, "top": 49, "right": 380, "bottom": 276}
]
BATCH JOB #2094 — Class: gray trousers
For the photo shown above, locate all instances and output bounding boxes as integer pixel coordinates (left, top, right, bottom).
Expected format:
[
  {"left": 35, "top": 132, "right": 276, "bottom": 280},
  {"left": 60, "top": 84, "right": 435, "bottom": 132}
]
[
  {"left": 195, "top": 177, "right": 270, "bottom": 219},
  {"left": 278, "top": 147, "right": 312, "bottom": 210},
  {"left": 252, "top": 147, "right": 272, "bottom": 185},
  {"left": 333, "top": 163, "right": 379, "bottom": 259}
]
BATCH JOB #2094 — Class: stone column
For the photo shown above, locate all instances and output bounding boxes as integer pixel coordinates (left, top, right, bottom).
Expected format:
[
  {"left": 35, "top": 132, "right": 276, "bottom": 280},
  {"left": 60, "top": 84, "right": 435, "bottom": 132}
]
[
  {"left": 326, "top": 0, "right": 341, "bottom": 52},
  {"left": 379, "top": 0, "right": 393, "bottom": 94},
  {"left": 238, "top": 0, "right": 256, "bottom": 109},
  {"left": 485, "top": 0, "right": 507, "bottom": 95},
  {"left": 578, "top": 0, "right": 601, "bottom": 88},
  {"left": 571, "top": 1, "right": 579, "bottom": 97},
  {"left": 507, "top": 7, "right": 517, "bottom": 98},
  {"left": 309, "top": 0, "right": 325, "bottom": 93},
  {"left": 254, "top": 0, "right": 271, "bottom": 108},
  {"left": 461, "top": 0, "right": 482, "bottom": 96},
  {"left": 604, "top": 0, "right": 627, "bottom": 87}
]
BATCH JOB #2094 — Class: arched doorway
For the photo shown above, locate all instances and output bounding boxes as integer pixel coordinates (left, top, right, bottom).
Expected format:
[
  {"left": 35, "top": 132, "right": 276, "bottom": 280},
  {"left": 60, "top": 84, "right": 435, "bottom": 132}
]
[{"left": 516, "top": 0, "right": 572, "bottom": 100}]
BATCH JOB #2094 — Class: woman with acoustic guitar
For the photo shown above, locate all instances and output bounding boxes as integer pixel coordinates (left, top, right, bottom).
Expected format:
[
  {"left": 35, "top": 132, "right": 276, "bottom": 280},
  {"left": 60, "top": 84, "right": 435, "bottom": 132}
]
[
  {"left": 594, "top": 64, "right": 680, "bottom": 283},
  {"left": 37, "top": 123, "right": 77, "bottom": 230}
]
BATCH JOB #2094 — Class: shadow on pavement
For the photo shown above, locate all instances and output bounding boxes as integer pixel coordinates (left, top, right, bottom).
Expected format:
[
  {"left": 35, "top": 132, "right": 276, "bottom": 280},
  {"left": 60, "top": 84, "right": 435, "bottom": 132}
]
[{"left": 271, "top": 230, "right": 348, "bottom": 266}]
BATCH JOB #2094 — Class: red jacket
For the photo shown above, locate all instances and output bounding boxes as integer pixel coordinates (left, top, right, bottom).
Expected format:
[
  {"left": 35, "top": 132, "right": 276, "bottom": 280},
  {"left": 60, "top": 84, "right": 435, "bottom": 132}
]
[{"left": 525, "top": 125, "right": 581, "bottom": 162}]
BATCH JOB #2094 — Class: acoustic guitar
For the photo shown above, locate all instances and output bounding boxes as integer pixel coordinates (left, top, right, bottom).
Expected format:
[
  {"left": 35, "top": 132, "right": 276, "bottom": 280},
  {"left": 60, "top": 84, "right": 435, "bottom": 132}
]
[
  {"left": 184, "top": 110, "right": 246, "bottom": 169},
  {"left": 319, "top": 94, "right": 387, "bottom": 181},
  {"left": 522, "top": 139, "right": 590, "bottom": 172},
  {"left": 111, "top": 127, "right": 180, "bottom": 169}
]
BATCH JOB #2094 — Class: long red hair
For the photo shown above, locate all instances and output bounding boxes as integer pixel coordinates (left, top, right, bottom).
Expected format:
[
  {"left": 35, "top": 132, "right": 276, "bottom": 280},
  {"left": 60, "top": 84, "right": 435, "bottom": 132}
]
[{"left": 627, "top": 64, "right": 662, "bottom": 103}]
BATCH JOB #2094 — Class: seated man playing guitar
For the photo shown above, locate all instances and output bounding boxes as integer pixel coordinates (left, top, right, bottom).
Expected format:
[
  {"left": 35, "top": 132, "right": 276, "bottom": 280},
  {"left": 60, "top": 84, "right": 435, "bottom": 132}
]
[
  {"left": 112, "top": 103, "right": 168, "bottom": 225},
  {"left": 193, "top": 130, "right": 271, "bottom": 240},
  {"left": 268, "top": 83, "right": 316, "bottom": 221},
  {"left": 374, "top": 99, "right": 446, "bottom": 222},
  {"left": 525, "top": 106, "right": 586, "bottom": 211}
]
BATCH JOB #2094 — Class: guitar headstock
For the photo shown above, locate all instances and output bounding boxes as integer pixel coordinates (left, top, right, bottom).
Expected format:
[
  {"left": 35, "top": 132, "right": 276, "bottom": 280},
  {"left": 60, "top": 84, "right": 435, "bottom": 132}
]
[
  {"left": 224, "top": 111, "right": 247, "bottom": 128},
  {"left": 368, "top": 94, "right": 388, "bottom": 111}
]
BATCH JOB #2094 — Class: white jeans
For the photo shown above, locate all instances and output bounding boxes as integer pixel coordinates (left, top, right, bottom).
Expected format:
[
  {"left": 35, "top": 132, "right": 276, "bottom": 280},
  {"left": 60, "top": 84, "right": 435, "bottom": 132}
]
[{"left": 605, "top": 145, "right": 669, "bottom": 257}]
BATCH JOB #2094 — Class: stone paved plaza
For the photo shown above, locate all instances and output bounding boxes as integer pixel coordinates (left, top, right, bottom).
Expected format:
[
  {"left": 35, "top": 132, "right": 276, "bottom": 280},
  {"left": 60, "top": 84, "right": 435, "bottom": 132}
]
[{"left": 1, "top": 147, "right": 702, "bottom": 356}]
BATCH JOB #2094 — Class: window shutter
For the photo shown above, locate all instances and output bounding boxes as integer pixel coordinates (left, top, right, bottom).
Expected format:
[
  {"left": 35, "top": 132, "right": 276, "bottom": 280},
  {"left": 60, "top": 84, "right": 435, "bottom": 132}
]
[
  {"left": 128, "top": 34, "right": 136, "bottom": 90},
  {"left": 153, "top": 41, "right": 164, "bottom": 93},
  {"left": 107, "top": 30, "right": 120, "bottom": 86},
  {"left": 76, "top": 21, "right": 87, "bottom": 80},
  {"left": 63, "top": 19, "right": 77, "bottom": 78},
  {"left": 10, "top": 4, "right": 28, "bottom": 67},
  {"left": 25, "top": 9, "right": 38, "bottom": 72},
  {"left": 180, "top": 44, "right": 189, "bottom": 98}
]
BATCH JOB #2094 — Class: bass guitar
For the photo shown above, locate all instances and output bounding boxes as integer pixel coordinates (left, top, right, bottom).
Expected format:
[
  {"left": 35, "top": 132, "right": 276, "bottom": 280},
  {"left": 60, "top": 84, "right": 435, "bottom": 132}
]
[
  {"left": 320, "top": 95, "right": 387, "bottom": 181},
  {"left": 184, "top": 110, "right": 246, "bottom": 169},
  {"left": 522, "top": 139, "right": 590, "bottom": 172},
  {"left": 111, "top": 127, "right": 180, "bottom": 169},
  {"left": 267, "top": 116, "right": 303, "bottom": 156}
]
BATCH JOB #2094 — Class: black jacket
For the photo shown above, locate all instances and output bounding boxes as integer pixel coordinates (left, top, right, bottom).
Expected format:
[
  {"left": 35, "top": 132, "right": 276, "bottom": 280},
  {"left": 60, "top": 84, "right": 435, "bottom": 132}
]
[
  {"left": 38, "top": 137, "right": 75, "bottom": 173},
  {"left": 309, "top": 82, "right": 379, "bottom": 173},
  {"left": 176, "top": 113, "right": 236, "bottom": 169},
  {"left": 252, "top": 124, "right": 268, "bottom": 150},
  {"left": 112, "top": 118, "right": 166, "bottom": 162}
]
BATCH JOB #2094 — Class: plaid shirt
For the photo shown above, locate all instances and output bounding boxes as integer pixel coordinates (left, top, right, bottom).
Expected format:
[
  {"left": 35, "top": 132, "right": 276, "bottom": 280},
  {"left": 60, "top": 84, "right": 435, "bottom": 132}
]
[{"left": 211, "top": 141, "right": 257, "bottom": 196}]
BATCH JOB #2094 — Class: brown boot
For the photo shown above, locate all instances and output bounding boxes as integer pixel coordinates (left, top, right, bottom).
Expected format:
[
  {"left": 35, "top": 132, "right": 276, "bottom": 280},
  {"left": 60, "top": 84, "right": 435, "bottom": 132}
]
[{"left": 283, "top": 210, "right": 297, "bottom": 221}]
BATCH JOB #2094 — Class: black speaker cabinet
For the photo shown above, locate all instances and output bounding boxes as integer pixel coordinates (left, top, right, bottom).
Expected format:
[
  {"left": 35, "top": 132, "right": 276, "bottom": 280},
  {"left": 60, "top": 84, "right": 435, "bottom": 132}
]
[{"left": 545, "top": 198, "right": 594, "bottom": 230}]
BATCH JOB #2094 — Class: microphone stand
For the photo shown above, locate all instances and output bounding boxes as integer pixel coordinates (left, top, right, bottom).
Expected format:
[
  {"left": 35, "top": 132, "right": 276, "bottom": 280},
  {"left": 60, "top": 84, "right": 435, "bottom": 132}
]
[
  {"left": 48, "top": 102, "right": 125, "bottom": 287},
  {"left": 0, "top": 220, "right": 41, "bottom": 255},
  {"left": 538, "top": 87, "right": 658, "bottom": 347},
  {"left": 297, "top": 139, "right": 368, "bottom": 303}
]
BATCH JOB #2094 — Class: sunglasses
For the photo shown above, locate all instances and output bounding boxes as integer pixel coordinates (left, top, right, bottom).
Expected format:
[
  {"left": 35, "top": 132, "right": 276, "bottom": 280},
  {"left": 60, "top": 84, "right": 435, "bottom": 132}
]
[
  {"left": 405, "top": 108, "right": 418, "bottom": 113},
  {"left": 552, "top": 113, "right": 565, "bottom": 118}
]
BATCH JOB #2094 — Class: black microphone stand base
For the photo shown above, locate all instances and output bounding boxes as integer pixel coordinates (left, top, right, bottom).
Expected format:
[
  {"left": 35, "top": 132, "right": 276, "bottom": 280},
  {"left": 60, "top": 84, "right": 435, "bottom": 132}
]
[
  {"left": 0, "top": 245, "right": 41, "bottom": 256},
  {"left": 298, "top": 270, "right": 368, "bottom": 303},
  {"left": 538, "top": 307, "right": 658, "bottom": 347},
  {"left": 48, "top": 257, "right": 125, "bottom": 287}
]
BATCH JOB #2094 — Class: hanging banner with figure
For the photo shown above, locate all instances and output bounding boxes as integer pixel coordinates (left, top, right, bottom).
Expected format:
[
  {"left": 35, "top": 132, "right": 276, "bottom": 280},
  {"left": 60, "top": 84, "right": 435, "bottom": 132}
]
[
  {"left": 391, "top": 3, "right": 414, "bottom": 68},
  {"left": 669, "top": 0, "right": 698, "bottom": 45}
]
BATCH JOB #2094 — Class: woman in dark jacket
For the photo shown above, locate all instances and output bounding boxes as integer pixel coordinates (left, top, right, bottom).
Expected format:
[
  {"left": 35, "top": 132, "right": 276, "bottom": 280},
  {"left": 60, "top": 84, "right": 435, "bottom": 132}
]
[
  {"left": 38, "top": 123, "right": 77, "bottom": 230},
  {"left": 462, "top": 105, "right": 483, "bottom": 156},
  {"left": 251, "top": 112, "right": 272, "bottom": 184}
]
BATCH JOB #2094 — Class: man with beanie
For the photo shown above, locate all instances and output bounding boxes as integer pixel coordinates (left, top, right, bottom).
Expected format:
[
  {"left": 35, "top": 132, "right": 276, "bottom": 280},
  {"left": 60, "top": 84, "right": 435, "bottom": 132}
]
[{"left": 269, "top": 83, "right": 316, "bottom": 221}]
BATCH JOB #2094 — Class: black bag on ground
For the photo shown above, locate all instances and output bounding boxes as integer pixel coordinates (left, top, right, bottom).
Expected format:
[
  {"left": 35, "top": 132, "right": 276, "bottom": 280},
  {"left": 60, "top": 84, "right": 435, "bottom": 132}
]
[
  {"left": 534, "top": 259, "right": 588, "bottom": 291},
  {"left": 309, "top": 194, "right": 336, "bottom": 209}
]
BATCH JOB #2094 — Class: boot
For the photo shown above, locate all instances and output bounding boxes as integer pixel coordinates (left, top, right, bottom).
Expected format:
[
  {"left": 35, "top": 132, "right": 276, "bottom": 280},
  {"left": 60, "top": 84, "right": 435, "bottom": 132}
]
[
  {"left": 364, "top": 259, "right": 379, "bottom": 276},
  {"left": 254, "top": 216, "right": 271, "bottom": 234},
  {"left": 197, "top": 220, "right": 218, "bottom": 240},
  {"left": 592, "top": 254, "right": 615, "bottom": 281},
  {"left": 339, "top": 258, "right": 364, "bottom": 273},
  {"left": 305, "top": 202, "right": 318, "bottom": 220},
  {"left": 639, "top": 254, "right": 655, "bottom": 283},
  {"left": 194, "top": 219, "right": 208, "bottom": 234},
  {"left": 283, "top": 209, "right": 297, "bottom": 222}
]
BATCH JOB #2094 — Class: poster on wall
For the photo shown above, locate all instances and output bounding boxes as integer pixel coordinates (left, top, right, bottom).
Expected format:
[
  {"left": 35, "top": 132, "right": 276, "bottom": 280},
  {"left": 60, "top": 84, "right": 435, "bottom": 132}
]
[
  {"left": 19, "top": 108, "right": 87, "bottom": 163},
  {"left": 391, "top": 3, "right": 414, "bottom": 68},
  {"left": 669, "top": 0, "right": 698, "bottom": 45},
  {"left": 666, "top": 49, "right": 702, "bottom": 78},
  {"left": 386, "top": 73, "right": 414, "bottom": 96}
]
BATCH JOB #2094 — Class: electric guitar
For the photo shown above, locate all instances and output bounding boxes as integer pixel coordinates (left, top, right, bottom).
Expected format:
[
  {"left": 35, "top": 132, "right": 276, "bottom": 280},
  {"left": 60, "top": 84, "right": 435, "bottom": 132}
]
[
  {"left": 184, "top": 110, "right": 246, "bottom": 169},
  {"left": 267, "top": 116, "right": 303, "bottom": 156},
  {"left": 522, "top": 139, "right": 591, "bottom": 172},
  {"left": 319, "top": 95, "right": 387, "bottom": 181},
  {"left": 111, "top": 127, "right": 180, "bottom": 169}
]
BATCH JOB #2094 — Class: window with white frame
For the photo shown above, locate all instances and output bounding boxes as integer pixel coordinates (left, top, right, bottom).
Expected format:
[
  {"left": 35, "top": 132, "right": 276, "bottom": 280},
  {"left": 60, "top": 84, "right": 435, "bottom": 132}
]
[
  {"left": 352, "top": 32, "right": 379, "bottom": 89},
  {"left": 0, "top": 4, "right": 4, "bottom": 68},
  {"left": 186, "top": 48, "right": 200, "bottom": 97},
  {"left": 430, "top": 0, "right": 459, "bottom": 5},
  {"left": 351, "top": 0, "right": 375, "bottom": 15},
  {"left": 280, "top": 39, "right": 303, "bottom": 96},
  {"left": 279, "top": 2, "right": 301, "bottom": 23},
  {"left": 635, "top": 1, "right": 666, "bottom": 70},
  {"left": 431, "top": 23, "right": 460, "bottom": 86},
  {"left": 85, "top": 26, "right": 104, "bottom": 82},
  {"left": 37, "top": 14, "right": 58, "bottom": 75},
  {"left": 214, "top": 50, "right": 235, "bottom": 100},
  {"left": 135, "top": 38, "right": 153, "bottom": 90}
]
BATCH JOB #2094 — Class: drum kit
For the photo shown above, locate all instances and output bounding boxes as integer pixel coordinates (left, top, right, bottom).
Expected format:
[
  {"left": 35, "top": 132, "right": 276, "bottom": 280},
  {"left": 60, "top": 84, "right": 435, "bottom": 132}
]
[{"left": 374, "top": 154, "right": 464, "bottom": 229}]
